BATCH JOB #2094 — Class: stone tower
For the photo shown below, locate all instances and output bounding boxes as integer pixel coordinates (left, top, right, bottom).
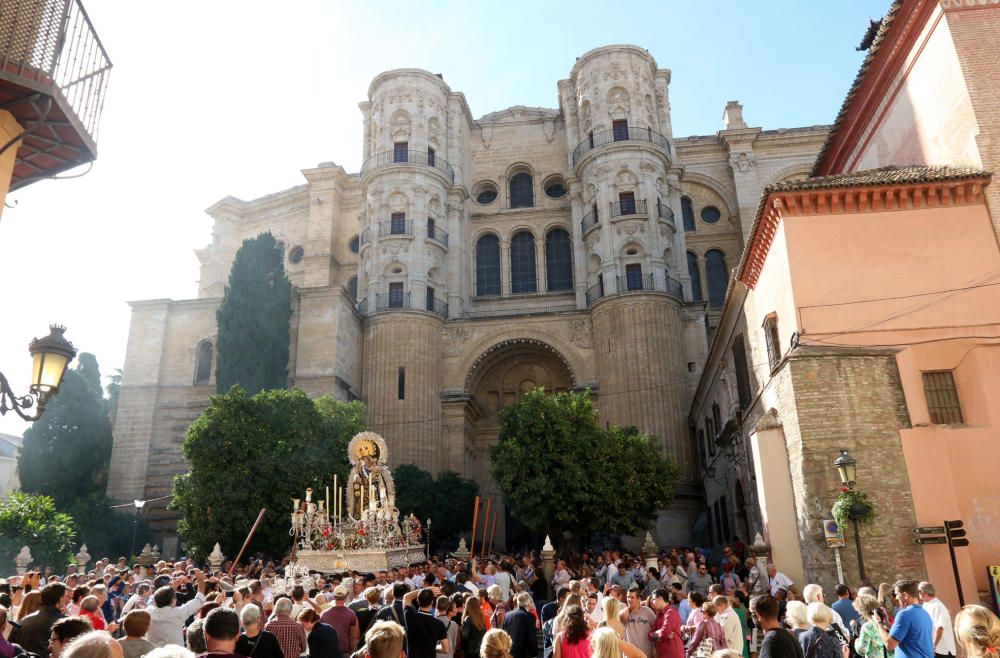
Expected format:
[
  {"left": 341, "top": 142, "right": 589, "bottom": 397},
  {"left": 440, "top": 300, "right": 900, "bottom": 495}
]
[
  {"left": 357, "top": 70, "right": 469, "bottom": 473},
  {"left": 561, "top": 46, "right": 695, "bottom": 479}
]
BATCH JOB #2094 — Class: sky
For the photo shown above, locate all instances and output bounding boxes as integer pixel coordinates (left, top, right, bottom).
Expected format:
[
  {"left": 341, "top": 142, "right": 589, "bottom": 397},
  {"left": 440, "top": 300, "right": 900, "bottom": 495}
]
[{"left": 0, "top": 0, "right": 888, "bottom": 436}]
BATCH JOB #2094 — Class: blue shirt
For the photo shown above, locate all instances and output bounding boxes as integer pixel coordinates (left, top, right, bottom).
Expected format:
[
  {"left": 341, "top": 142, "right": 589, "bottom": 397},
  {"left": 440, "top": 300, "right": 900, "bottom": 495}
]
[
  {"left": 677, "top": 598, "right": 692, "bottom": 624},
  {"left": 832, "top": 598, "right": 860, "bottom": 633},
  {"left": 889, "top": 604, "right": 934, "bottom": 658}
]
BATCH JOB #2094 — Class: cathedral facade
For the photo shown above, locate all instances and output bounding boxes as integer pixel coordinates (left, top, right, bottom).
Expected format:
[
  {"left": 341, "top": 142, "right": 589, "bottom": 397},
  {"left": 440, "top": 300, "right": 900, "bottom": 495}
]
[{"left": 108, "top": 45, "right": 827, "bottom": 555}]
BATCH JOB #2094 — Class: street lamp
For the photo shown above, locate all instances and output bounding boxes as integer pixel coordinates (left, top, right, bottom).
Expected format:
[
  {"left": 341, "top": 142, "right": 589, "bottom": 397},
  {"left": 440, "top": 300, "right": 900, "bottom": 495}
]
[
  {"left": 0, "top": 325, "right": 77, "bottom": 421},
  {"left": 130, "top": 499, "right": 147, "bottom": 559},
  {"left": 833, "top": 449, "right": 869, "bottom": 582},
  {"left": 834, "top": 450, "right": 857, "bottom": 489}
]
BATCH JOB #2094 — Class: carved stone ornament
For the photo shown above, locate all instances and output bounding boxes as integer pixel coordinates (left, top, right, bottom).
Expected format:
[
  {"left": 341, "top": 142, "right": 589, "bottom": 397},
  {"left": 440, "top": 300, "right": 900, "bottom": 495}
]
[
  {"left": 616, "top": 221, "right": 645, "bottom": 236},
  {"left": 569, "top": 319, "right": 593, "bottom": 349},
  {"left": 442, "top": 326, "right": 474, "bottom": 357},
  {"left": 731, "top": 152, "right": 757, "bottom": 174},
  {"left": 481, "top": 124, "right": 493, "bottom": 149},
  {"left": 543, "top": 118, "right": 555, "bottom": 143}
]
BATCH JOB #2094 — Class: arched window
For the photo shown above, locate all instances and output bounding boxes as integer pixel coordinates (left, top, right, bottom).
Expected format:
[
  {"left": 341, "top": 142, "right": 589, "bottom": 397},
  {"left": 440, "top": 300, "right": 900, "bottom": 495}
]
[
  {"left": 706, "top": 249, "right": 728, "bottom": 309},
  {"left": 509, "top": 173, "right": 534, "bottom": 208},
  {"left": 687, "top": 251, "right": 703, "bottom": 302},
  {"left": 475, "top": 234, "right": 501, "bottom": 296},
  {"left": 194, "top": 340, "right": 213, "bottom": 384},
  {"left": 681, "top": 196, "right": 695, "bottom": 232},
  {"left": 348, "top": 276, "right": 358, "bottom": 301},
  {"left": 510, "top": 231, "right": 537, "bottom": 293},
  {"left": 545, "top": 229, "right": 573, "bottom": 291}
]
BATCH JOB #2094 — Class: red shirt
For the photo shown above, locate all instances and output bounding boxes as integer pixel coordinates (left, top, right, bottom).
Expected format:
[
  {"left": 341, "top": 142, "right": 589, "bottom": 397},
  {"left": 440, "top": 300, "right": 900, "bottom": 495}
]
[{"left": 81, "top": 610, "right": 107, "bottom": 631}]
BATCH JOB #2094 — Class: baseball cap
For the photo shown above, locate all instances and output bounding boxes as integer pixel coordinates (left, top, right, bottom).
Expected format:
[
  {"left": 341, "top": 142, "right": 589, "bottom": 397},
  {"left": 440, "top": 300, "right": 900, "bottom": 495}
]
[{"left": 333, "top": 585, "right": 349, "bottom": 598}]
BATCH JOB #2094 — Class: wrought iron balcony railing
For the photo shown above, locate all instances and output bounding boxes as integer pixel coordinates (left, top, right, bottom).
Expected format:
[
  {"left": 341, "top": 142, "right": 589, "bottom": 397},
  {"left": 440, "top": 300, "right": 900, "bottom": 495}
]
[
  {"left": 359, "top": 228, "right": 371, "bottom": 248},
  {"left": 379, "top": 219, "right": 413, "bottom": 237},
  {"left": 586, "top": 272, "right": 684, "bottom": 306},
  {"left": 0, "top": 0, "right": 112, "bottom": 189},
  {"left": 375, "top": 292, "right": 411, "bottom": 311},
  {"left": 609, "top": 198, "right": 648, "bottom": 219},
  {"left": 427, "top": 225, "right": 449, "bottom": 247},
  {"left": 425, "top": 297, "right": 449, "bottom": 318},
  {"left": 657, "top": 199, "right": 675, "bottom": 222},
  {"left": 581, "top": 208, "right": 599, "bottom": 233},
  {"left": 572, "top": 126, "right": 671, "bottom": 166},
  {"left": 360, "top": 148, "right": 455, "bottom": 184}
]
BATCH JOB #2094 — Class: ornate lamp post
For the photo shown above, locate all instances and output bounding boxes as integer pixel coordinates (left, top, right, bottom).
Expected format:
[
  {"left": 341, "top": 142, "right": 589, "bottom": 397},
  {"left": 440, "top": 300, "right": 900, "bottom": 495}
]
[
  {"left": 833, "top": 449, "right": 869, "bottom": 582},
  {"left": 0, "top": 326, "right": 77, "bottom": 421},
  {"left": 130, "top": 499, "right": 147, "bottom": 559}
]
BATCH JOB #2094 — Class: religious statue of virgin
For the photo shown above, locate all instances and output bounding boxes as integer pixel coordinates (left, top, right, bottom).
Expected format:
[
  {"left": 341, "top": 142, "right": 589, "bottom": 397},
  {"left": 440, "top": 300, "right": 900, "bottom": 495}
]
[{"left": 346, "top": 432, "right": 396, "bottom": 521}]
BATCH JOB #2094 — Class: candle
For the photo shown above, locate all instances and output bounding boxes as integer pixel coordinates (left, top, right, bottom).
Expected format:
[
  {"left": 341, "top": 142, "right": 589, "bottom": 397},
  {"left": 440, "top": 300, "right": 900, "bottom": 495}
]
[
  {"left": 305, "top": 488, "right": 313, "bottom": 502},
  {"left": 326, "top": 486, "right": 330, "bottom": 517},
  {"left": 293, "top": 498, "right": 300, "bottom": 512}
]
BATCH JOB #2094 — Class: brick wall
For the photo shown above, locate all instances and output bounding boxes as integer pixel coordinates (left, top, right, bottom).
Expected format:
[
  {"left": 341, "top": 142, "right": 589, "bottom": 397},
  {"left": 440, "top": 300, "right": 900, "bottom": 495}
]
[{"left": 782, "top": 349, "right": 926, "bottom": 589}]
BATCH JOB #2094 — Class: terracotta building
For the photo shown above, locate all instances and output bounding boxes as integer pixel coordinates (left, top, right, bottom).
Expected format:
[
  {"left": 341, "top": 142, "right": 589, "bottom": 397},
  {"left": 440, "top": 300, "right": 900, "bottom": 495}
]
[
  {"left": 692, "top": 0, "right": 1000, "bottom": 611},
  {"left": 107, "top": 45, "right": 829, "bottom": 554}
]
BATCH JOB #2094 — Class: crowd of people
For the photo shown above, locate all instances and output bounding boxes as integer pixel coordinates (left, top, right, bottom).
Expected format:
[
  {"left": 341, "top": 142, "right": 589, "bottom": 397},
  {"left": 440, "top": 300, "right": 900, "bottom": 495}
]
[{"left": 1, "top": 543, "right": 998, "bottom": 658}]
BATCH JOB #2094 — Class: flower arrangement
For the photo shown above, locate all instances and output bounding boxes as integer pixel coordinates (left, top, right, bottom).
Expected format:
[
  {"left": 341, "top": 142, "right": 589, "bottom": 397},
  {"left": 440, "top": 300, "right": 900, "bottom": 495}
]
[{"left": 832, "top": 487, "right": 876, "bottom": 528}]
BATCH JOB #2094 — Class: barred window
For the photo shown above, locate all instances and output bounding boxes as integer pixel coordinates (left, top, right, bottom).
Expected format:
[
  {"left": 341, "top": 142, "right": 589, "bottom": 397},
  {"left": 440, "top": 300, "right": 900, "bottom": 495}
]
[
  {"left": 687, "top": 251, "right": 703, "bottom": 301},
  {"left": 348, "top": 276, "right": 358, "bottom": 301},
  {"left": 612, "top": 119, "right": 629, "bottom": 141},
  {"left": 545, "top": 229, "right": 573, "bottom": 291},
  {"left": 389, "top": 282, "right": 404, "bottom": 308},
  {"left": 922, "top": 371, "right": 963, "bottom": 424},
  {"left": 391, "top": 212, "right": 406, "bottom": 234},
  {"left": 625, "top": 263, "right": 643, "bottom": 291},
  {"left": 509, "top": 173, "right": 534, "bottom": 208},
  {"left": 510, "top": 231, "right": 537, "bottom": 293},
  {"left": 475, "top": 234, "right": 501, "bottom": 296},
  {"left": 427, "top": 218, "right": 436, "bottom": 241},
  {"left": 763, "top": 314, "right": 781, "bottom": 371},
  {"left": 681, "top": 196, "right": 695, "bottom": 232},
  {"left": 706, "top": 249, "right": 728, "bottom": 309},
  {"left": 393, "top": 142, "right": 408, "bottom": 163}
]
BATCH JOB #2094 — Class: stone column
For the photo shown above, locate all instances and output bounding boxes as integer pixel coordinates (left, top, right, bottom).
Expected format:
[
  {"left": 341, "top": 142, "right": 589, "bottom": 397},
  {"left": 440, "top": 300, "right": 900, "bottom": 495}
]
[
  {"left": 541, "top": 535, "right": 556, "bottom": 600},
  {"left": 535, "top": 237, "right": 546, "bottom": 293},
  {"left": 718, "top": 103, "right": 762, "bottom": 244},
  {"left": 569, "top": 184, "right": 588, "bottom": 308},
  {"left": 208, "top": 543, "right": 225, "bottom": 573},
  {"left": 642, "top": 532, "right": 659, "bottom": 569},
  {"left": 76, "top": 544, "right": 91, "bottom": 573},
  {"left": 14, "top": 546, "right": 32, "bottom": 576},
  {"left": 749, "top": 532, "right": 772, "bottom": 596},
  {"left": 138, "top": 544, "right": 153, "bottom": 579},
  {"left": 500, "top": 238, "right": 511, "bottom": 296}
]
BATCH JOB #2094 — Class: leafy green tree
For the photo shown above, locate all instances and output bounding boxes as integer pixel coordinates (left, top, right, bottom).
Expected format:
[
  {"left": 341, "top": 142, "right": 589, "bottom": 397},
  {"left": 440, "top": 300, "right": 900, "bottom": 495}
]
[
  {"left": 19, "top": 353, "right": 113, "bottom": 508},
  {"left": 393, "top": 465, "right": 478, "bottom": 552},
  {"left": 491, "top": 389, "right": 678, "bottom": 545},
  {"left": 215, "top": 232, "right": 292, "bottom": 394},
  {"left": 0, "top": 492, "right": 76, "bottom": 572},
  {"left": 171, "top": 387, "right": 365, "bottom": 560}
]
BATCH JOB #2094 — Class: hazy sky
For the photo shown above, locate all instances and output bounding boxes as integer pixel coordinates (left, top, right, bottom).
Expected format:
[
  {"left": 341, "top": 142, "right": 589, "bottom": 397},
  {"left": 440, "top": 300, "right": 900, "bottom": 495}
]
[{"left": 0, "top": 0, "right": 886, "bottom": 436}]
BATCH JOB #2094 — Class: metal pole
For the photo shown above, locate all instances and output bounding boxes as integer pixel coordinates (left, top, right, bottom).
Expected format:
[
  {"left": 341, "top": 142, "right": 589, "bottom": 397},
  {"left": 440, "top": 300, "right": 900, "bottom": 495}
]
[
  {"left": 130, "top": 506, "right": 138, "bottom": 558},
  {"left": 852, "top": 518, "right": 867, "bottom": 582},
  {"left": 946, "top": 524, "right": 965, "bottom": 607},
  {"left": 833, "top": 547, "right": 845, "bottom": 585}
]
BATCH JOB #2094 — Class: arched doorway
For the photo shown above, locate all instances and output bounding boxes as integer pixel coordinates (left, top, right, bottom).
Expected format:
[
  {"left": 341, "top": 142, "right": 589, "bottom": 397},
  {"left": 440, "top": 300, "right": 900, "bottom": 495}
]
[{"left": 464, "top": 338, "right": 576, "bottom": 550}]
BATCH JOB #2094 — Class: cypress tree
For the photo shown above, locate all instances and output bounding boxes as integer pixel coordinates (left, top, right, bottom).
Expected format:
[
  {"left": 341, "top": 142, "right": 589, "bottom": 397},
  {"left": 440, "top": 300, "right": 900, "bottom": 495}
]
[{"left": 215, "top": 232, "right": 292, "bottom": 394}]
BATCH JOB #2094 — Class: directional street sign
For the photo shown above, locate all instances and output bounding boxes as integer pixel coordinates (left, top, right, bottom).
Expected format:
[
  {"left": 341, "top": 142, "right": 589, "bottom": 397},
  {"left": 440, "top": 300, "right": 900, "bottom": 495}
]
[
  {"left": 914, "top": 536, "right": 947, "bottom": 545},
  {"left": 912, "top": 526, "right": 946, "bottom": 535}
]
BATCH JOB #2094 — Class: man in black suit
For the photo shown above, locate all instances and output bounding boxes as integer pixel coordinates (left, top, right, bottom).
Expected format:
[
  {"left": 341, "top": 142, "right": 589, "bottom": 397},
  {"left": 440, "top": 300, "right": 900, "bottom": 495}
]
[
  {"left": 299, "top": 609, "right": 344, "bottom": 658},
  {"left": 502, "top": 593, "right": 538, "bottom": 658}
]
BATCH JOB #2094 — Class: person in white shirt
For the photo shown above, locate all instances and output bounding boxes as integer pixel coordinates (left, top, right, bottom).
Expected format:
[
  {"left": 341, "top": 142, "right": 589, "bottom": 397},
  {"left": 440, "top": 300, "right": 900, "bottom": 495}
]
[
  {"left": 919, "top": 581, "right": 956, "bottom": 658},
  {"left": 146, "top": 570, "right": 208, "bottom": 648},
  {"left": 552, "top": 561, "right": 572, "bottom": 590},
  {"left": 119, "top": 583, "right": 153, "bottom": 618},
  {"left": 713, "top": 596, "right": 744, "bottom": 656},
  {"left": 767, "top": 565, "right": 793, "bottom": 597}
]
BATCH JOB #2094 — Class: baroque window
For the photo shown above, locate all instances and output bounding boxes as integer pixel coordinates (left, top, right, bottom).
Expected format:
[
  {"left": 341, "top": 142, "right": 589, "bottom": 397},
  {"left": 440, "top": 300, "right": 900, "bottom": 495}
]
[
  {"left": 687, "top": 251, "right": 703, "bottom": 302},
  {"left": 706, "top": 249, "right": 728, "bottom": 309},
  {"left": 475, "top": 234, "right": 501, "bottom": 296},
  {"left": 545, "top": 229, "right": 573, "bottom": 292},
  {"left": 510, "top": 231, "right": 537, "bottom": 293},
  {"left": 681, "top": 196, "right": 695, "bottom": 232},
  {"left": 509, "top": 173, "right": 534, "bottom": 209}
]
